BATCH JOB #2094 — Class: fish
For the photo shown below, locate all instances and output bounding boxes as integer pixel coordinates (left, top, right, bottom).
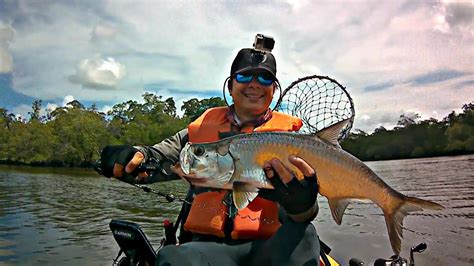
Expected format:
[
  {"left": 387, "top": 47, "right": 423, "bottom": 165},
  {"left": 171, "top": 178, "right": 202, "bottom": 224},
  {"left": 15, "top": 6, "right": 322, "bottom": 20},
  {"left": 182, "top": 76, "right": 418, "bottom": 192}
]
[{"left": 179, "top": 119, "right": 444, "bottom": 254}]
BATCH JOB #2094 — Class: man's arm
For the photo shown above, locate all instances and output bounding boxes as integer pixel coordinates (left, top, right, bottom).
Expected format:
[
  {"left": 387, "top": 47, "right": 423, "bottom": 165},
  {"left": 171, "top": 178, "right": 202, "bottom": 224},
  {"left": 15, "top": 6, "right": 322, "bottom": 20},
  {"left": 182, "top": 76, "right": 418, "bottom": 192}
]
[
  {"left": 136, "top": 128, "right": 189, "bottom": 165},
  {"left": 100, "top": 128, "right": 189, "bottom": 183},
  {"left": 132, "top": 128, "right": 189, "bottom": 182}
]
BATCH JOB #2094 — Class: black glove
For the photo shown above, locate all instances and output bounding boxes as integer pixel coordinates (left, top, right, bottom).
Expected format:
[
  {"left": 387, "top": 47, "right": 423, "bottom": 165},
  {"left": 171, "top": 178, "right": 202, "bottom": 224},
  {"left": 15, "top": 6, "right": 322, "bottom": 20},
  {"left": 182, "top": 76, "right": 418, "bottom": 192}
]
[
  {"left": 260, "top": 170, "right": 319, "bottom": 220},
  {"left": 100, "top": 145, "right": 139, "bottom": 177}
]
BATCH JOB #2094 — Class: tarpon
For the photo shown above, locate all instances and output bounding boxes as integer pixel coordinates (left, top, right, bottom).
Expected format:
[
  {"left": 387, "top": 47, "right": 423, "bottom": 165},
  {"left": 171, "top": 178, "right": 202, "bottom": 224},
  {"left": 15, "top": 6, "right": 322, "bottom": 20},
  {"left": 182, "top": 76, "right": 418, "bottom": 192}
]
[{"left": 179, "top": 119, "right": 444, "bottom": 254}]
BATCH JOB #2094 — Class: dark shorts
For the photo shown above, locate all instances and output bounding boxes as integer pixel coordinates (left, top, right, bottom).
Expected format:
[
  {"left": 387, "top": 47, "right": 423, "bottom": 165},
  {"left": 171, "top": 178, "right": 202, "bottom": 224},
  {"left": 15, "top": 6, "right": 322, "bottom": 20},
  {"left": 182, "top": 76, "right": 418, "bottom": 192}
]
[{"left": 156, "top": 221, "right": 320, "bottom": 266}]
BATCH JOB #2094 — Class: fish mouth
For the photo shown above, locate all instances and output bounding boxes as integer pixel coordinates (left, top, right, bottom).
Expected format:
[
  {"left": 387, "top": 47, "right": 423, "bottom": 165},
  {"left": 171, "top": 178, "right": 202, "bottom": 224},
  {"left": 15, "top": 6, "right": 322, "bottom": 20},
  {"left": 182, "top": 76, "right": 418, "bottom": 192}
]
[{"left": 179, "top": 143, "right": 192, "bottom": 175}]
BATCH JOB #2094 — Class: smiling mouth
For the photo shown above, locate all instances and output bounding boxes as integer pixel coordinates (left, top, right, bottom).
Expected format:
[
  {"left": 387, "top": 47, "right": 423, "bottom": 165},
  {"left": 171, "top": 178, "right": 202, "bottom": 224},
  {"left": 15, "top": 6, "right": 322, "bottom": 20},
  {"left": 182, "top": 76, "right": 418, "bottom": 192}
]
[{"left": 243, "top": 92, "right": 264, "bottom": 99}]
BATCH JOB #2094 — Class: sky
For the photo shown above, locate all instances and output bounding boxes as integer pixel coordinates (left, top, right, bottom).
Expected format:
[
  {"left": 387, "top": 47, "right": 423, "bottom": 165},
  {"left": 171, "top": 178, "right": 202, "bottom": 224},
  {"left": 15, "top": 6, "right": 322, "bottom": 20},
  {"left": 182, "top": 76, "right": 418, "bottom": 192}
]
[{"left": 0, "top": 0, "right": 472, "bottom": 132}]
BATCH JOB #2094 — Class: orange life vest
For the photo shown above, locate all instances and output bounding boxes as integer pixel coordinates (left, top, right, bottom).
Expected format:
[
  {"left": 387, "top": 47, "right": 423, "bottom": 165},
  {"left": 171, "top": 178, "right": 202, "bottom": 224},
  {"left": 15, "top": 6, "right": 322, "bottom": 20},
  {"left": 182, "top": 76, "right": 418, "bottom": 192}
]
[{"left": 184, "top": 107, "right": 303, "bottom": 239}]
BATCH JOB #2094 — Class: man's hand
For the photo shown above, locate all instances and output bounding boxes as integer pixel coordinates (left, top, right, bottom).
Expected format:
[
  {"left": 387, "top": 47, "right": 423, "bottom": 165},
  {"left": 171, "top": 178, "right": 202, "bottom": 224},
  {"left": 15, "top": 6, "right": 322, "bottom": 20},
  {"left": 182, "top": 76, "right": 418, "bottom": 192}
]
[
  {"left": 263, "top": 155, "right": 319, "bottom": 222},
  {"left": 100, "top": 145, "right": 147, "bottom": 179}
]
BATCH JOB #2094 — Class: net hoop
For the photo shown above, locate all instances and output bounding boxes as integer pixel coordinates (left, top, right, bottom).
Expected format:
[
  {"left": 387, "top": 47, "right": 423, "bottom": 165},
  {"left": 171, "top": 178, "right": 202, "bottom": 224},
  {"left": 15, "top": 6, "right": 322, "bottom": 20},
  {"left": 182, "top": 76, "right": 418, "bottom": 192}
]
[{"left": 275, "top": 75, "right": 355, "bottom": 140}]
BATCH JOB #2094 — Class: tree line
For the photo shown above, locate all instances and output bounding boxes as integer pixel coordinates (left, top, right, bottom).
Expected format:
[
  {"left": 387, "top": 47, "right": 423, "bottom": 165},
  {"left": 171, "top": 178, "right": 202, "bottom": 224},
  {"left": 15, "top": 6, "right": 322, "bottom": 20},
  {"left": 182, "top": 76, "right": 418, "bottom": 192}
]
[
  {"left": 0, "top": 93, "right": 472, "bottom": 167},
  {"left": 341, "top": 103, "right": 474, "bottom": 161},
  {"left": 0, "top": 93, "right": 225, "bottom": 167}
]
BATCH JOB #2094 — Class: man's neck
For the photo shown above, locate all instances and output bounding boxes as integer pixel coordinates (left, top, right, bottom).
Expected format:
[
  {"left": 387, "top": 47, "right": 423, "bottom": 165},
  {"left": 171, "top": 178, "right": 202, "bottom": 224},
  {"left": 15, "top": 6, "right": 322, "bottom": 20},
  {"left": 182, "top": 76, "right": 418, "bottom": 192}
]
[
  {"left": 234, "top": 109, "right": 264, "bottom": 126},
  {"left": 226, "top": 105, "right": 273, "bottom": 129}
]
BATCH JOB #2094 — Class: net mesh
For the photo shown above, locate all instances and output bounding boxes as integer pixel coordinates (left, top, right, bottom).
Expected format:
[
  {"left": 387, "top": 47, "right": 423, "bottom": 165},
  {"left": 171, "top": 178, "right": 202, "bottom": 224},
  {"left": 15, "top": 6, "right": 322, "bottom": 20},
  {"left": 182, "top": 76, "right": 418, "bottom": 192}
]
[{"left": 275, "top": 75, "right": 355, "bottom": 140}]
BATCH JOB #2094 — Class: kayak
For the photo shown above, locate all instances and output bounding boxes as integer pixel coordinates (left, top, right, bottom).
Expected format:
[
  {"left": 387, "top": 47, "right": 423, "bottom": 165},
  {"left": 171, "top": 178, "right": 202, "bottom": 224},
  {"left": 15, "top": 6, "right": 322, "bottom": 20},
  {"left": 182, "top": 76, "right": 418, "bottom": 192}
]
[
  {"left": 325, "top": 256, "right": 339, "bottom": 266},
  {"left": 320, "top": 254, "right": 340, "bottom": 266},
  {"left": 109, "top": 219, "right": 340, "bottom": 266}
]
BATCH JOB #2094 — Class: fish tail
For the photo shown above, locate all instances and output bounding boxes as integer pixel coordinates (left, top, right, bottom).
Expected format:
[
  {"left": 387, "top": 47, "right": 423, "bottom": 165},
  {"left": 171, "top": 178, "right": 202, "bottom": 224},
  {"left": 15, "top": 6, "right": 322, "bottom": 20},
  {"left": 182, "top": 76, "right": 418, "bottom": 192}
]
[{"left": 384, "top": 196, "right": 444, "bottom": 255}]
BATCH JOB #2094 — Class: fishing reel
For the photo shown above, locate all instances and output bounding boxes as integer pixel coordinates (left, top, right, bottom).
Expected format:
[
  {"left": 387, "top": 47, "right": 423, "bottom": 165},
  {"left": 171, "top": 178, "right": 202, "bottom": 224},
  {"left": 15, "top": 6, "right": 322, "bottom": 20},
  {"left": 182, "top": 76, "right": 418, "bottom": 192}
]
[
  {"left": 94, "top": 157, "right": 180, "bottom": 202},
  {"left": 349, "top": 243, "right": 427, "bottom": 266}
]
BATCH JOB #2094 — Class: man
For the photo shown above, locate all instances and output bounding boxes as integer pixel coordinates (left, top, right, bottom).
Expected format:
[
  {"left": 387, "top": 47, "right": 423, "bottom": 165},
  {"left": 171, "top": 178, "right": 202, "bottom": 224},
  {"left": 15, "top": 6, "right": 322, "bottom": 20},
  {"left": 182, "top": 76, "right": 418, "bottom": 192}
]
[{"left": 100, "top": 39, "right": 321, "bottom": 265}]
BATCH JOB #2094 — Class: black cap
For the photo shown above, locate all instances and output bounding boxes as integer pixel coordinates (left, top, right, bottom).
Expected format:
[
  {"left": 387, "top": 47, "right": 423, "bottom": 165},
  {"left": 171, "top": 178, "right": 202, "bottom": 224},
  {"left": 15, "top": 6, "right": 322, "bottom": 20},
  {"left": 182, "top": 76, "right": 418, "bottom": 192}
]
[{"left": 230, "top": 48, "right": 277, "bottom": 79}]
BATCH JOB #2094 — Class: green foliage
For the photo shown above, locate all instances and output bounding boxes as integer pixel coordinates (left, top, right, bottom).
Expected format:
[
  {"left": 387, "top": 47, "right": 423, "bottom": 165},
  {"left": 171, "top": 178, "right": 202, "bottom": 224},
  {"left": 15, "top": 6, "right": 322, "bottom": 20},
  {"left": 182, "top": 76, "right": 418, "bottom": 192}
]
[
  {"left": 51, "top": 106, "right": 110, "bottom": 166},
  {"left": 444, "top": 103, "right": 474, "bottom": 153},
  {"left": 342, "top": 102, "right": 473, "bottom": 160},
  {"left": 182, "top": 97, "right": 226, "bottom": 120},
  {"left": 0, "top": 92, "right": 209, "bottom": 167},
  {"left": 17, "top": 121, "right": 58, "bottom": 163},
  {"left": 29, "top": 100, "right": 43, "bottom": 122}
]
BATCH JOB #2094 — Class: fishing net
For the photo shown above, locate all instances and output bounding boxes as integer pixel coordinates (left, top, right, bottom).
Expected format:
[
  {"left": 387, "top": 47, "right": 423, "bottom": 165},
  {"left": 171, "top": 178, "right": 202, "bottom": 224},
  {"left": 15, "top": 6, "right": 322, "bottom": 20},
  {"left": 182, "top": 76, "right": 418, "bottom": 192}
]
[{"left": 275, "top": 75, "right": 355, "bottom": 140}]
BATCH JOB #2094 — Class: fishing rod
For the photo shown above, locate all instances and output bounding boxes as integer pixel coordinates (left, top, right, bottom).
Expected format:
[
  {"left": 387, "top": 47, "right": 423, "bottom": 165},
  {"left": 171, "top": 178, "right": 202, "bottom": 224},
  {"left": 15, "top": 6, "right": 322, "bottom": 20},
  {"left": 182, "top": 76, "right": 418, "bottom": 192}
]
[
  {"left": 93, "top": 158, "right": 188, "bottom": 203},
  {"left": 127, "top": 182, "right": 177, "bottom": 203}
]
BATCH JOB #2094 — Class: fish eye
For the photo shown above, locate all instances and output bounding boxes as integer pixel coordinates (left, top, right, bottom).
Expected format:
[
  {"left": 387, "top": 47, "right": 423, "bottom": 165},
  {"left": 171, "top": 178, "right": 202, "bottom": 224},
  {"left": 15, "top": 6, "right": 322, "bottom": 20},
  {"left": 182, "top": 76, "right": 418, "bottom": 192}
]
[{"left": 194, "top": 146, "right": 206, "bottom": 156}]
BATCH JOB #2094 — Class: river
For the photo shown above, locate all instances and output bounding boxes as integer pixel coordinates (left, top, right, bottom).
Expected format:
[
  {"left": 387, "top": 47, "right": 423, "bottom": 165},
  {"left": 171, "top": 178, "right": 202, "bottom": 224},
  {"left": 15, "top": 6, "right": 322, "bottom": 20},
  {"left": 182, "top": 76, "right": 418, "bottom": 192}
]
[{"left": 0, "top": 155, "right": 472, "bottom": 265}]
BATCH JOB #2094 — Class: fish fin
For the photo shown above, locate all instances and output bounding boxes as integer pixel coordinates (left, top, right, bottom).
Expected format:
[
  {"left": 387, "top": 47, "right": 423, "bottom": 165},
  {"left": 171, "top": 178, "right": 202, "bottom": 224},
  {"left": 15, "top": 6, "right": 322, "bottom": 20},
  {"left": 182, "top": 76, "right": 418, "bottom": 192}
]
[
  {"left": 315, "top": 119, "right": 351, "bottom": 147},
  {"left": 233, "top": 182, "right": 259, "bottom": 210},
  {"left": 384, "top": 196, "right": 444, "bottom": 255},
  {"left": 228, "top": 158, "right": 243, "bottom": 184},
  {"left": 328, "top": 198, "right": 351, "bottom": 225}
]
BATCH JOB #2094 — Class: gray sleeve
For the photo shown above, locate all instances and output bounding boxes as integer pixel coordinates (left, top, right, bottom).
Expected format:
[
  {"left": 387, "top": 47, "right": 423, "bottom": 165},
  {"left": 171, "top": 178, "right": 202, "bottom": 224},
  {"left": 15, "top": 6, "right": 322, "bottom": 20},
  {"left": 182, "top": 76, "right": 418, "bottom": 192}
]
[
  {"left": 133, "top": 128, "right": 189, "bottom": 182},
  {"left": 135, "top": 128, "right": 189, "bottom": 163}
]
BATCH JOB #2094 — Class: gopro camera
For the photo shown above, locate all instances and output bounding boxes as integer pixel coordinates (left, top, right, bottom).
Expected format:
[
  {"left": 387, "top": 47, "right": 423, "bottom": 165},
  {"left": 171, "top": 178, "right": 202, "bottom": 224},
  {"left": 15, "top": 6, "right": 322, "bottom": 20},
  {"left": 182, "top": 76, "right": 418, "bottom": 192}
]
[{"left": 253, "top": 34, "right": 275, "bottom": 53}]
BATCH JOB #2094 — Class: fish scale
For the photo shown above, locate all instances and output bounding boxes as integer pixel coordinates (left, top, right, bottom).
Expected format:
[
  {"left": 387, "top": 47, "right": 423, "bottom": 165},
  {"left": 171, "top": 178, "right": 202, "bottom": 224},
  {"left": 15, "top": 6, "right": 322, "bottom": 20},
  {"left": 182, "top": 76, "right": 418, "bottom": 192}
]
[
  {"left": 180, "top": 119, "right": 444, "bottom": 255},
  {"left": 232, "top": 133, "right": 307, "bottom": 181}
]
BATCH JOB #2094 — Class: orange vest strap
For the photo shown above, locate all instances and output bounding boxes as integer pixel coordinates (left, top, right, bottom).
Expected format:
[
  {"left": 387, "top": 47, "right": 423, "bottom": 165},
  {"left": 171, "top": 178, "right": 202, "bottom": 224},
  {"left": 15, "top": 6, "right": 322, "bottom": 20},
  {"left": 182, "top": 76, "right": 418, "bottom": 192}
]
[
  {"left": 188, "top": 107, "right": 230, "bottom": 143},
  {"left": 188, "top": 107, "right": 303, "bottom": 143}
]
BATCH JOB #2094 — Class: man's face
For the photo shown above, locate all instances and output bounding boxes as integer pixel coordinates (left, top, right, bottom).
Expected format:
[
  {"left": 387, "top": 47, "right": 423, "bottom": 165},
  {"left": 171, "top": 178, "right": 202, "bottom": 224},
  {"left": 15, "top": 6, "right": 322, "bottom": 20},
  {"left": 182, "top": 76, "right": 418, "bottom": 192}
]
[{"left": 230, "top": 72, "right": 275, "bottom": 116}]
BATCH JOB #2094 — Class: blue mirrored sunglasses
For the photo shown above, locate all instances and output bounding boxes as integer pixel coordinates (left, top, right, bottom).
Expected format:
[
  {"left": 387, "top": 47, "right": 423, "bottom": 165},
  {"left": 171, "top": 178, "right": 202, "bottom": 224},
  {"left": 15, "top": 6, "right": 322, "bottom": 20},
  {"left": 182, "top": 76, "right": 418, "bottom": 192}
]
[{"left": 235, "top": 73, "right": 274, "bottom": 86}]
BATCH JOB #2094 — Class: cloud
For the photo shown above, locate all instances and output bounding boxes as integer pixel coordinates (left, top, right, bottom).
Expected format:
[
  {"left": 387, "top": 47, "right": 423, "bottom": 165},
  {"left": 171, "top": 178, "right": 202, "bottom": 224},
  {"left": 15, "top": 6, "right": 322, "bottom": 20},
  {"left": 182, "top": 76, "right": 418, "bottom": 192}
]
[
  {"left": 354, "top": 73, "right": 473, "bottom": 132},
  {"left": 144, "top": 85, "right": 221, "bottom": 98},
  {"left": 69, "top": 55, "right": 126, "bottom": 89},
  {"left": 442, "top": 1, "right": 474, "bottom": 33},
  {"left": 45, "top": 102, "right": 58, "bottom": 113},
  {"left": 410, "top": 69, "right": 468, "bottom": 86},
  {"left": 363, "top": 69, "right": 470, "bottom": 92},
  {"left": 0, "top": 1, "right": 472, "bottom": 132},
  {"left": 11, "top": 103, "right": 31, "bottom": 121},
  {"left": 364, "top": 81, "right": 398, "bottom": 92},
  {"left": 355, "top": 111, "right": 402, "bottom": 132},
  {"left": 62, "top": 95, "right": 75, "bottom": 106},
  {"left": 433, "top": 1, "right": 474, "bottom": 35},
  {"left": 0, "top": 73, "right": 36, "bottom": 111},
  {"left": 0, "top": 22, "right": 14, "bottom": 73},
  {"left": 457, "top": 79, "right": 474, "bottom": 88},
  {"left": 99, "top": 105, "right": 112, "bottom": 114},
  {"left": 91, "top": 23, "right": 119, "bottom": 42}
]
